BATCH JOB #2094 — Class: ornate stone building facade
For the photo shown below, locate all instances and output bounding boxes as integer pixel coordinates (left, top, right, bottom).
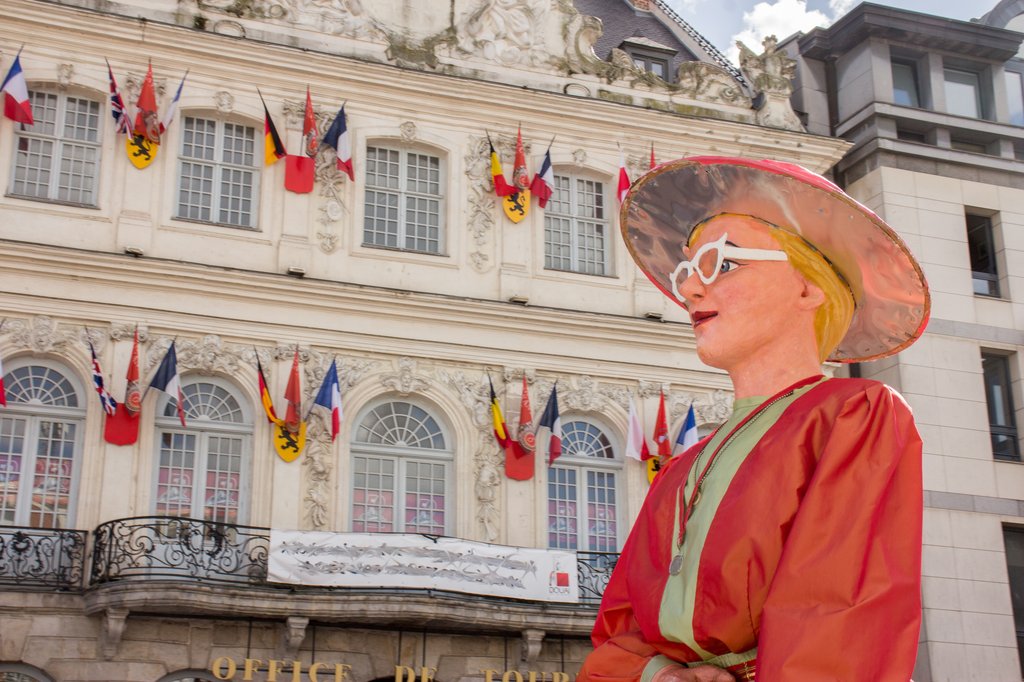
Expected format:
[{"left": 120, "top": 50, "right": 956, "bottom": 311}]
[{"left": 0, "top": 1, "right": 846, "bottom": 681}]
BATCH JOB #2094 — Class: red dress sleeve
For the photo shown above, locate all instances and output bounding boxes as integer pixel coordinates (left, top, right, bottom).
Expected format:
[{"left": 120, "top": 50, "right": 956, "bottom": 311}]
[{"left": 756, "top": 383, "right": 923, "bottom": 680}]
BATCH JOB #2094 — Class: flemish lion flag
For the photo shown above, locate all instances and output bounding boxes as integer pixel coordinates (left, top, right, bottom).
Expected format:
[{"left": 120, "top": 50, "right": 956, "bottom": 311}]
[
  {"left": 502, "top": 127, "right": 530, "bottom": 224},
  {"left": 127, "top": 63, "right": 159, "bottom": 169},
  {"left": 506, "top": 375, "right": 534, "bottom": 481},
  {"left": 274, "top": 348, "right": 306, "bottom": 462}
]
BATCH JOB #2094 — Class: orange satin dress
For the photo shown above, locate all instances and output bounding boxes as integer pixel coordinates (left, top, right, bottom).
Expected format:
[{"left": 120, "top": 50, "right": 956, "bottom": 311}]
[{"left": 579, "top": 377, "right": 923, "bottom": 682}]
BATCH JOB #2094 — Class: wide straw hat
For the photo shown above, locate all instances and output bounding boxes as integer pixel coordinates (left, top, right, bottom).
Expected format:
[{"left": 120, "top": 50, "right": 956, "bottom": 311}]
[{"left": 621, "top": 156, "right": 930, "bottom": 363}]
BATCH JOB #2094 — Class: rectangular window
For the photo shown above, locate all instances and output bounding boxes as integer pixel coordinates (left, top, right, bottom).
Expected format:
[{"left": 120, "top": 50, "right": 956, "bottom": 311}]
[
  {"left": 1003, "top": 526, "right": 1024, "bottom": 677},
  {"left": 176, "top": 117, "right": 258, "bottom": 228},
  {"left": 944, "top": 68, "right": 983, "bottom": 118},
  {"left": 351, "top": 455, "right": 448, "bottom": 533},
  {"left": 631, "top": 55, "right": 669, "bottom": 80},
  {"left": 891, "top": 60, "right": 921, "bottom": 108},
  {"left": 983, "top": 352, "right": 1020, "bottom": 461},
  {"left": 1007, "top": 71, "right": 1024, "bottom": 126},
  {"left": 363, "top": 146, "right": 443, "bottom": 254},
  {"left": 967, "top": 213, "right": 1000, "bottom": 297},
  {"left": 10, "top": 91, "right": 101, "bottom": 205},
  {"left": 545, "top": 174, "right": 609, "bottom": 275}
]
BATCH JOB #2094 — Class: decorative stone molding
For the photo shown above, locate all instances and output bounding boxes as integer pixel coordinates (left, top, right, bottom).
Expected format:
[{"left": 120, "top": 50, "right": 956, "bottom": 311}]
[
  {"left": 99, "top": 607, "right": 129, "bottom": 660},
  {"left": 316, "top": 199, "right": 345, "bottom": 254},
  {"left": 399, "top": 121, "right": 417, "bottom": 141},
  {"left": 5, "top": 316, "right": 78, "bottom": 355},
  {"left": 380, "top": 357, "right": 430, "bottom": 396},
  {"left": 277, "top": 616, "right": 309, "bottom": 660},
  {"left": 214, "top": 90, "right": 235, "bottom": 113},
  {"left": 738, "top": 36, "right": 803, "bottom": 131},
  {"left": 463, "top": 136, "right": 496, "bottom": 273},
  {"left": 57, "top": 63, "right": 74, "bottom": 89},
  {"left": 474, "top": 441, "right": 501, "bottom": 542},
  {"left": 675, "top": 62, "right": 750, "bottom": 106},
  {"left": 145, "top": 334, "right": 250, "bottom": 375},
  {"left": 125, "top": 72, "right": 166, "bottom": 104},
  {"left": 454, "top": 0, "right": 552, "bottom": 67},
  {"left": 109, "top": 323, "right": 149, "bottom": 343},
  {"left": 519, "top": 628, "right": 545, "bottom": 669},
  {"left": 571, "top": 148, "right": 587, "bottom": 166}
]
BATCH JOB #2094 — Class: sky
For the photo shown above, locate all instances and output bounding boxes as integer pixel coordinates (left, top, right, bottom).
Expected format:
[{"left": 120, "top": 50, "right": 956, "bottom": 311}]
[{"left": 661, "top": 0, "right": 989, "bottom": 64}]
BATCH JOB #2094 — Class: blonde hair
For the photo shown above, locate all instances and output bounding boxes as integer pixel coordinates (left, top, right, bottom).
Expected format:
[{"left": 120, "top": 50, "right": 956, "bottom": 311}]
[{"left": 690, "top": 214, "right": 855, "bottom": 362}]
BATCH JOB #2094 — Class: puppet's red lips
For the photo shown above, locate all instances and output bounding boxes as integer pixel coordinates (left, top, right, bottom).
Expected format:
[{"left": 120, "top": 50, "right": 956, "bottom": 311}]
[{"left": 691, "top": 310, "right": 717, "bottom": 327}]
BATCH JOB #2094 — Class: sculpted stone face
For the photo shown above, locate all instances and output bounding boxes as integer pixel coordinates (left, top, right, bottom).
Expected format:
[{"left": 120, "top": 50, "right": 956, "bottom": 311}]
[{"left": 676, "top": 214, "right": 820, "bottom": 375}]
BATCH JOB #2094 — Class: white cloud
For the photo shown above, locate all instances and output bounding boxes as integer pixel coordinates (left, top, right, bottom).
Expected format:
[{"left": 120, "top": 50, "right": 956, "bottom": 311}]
[{"left": 726, "top": 0, "right": 831, "bottom": 64}]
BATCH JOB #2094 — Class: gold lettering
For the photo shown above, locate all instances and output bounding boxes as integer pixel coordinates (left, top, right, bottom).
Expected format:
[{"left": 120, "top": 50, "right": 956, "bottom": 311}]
[
  {"left": 267, "top": 659, "right": 285, "bottom": 682},
  {"left": 503, "top": 672, "right": 524, "bottom": 682},
  {"left": 291, "top": 661, "right": 303, "bottom": 682},
  {"left": 396, "top": 665, "right": 418, "bottom": 682},
  {"left": 211, "top": 657, "right": 237, "bottom": 680},
  {"left": 310, "top": 662, "right": 328, "bottom": 682},
  {"left": 335, "top": 663, "right": 353, "bottom": 682},
  {"left": 482, "top": 669, "right": 500, "bottom": 682},
  {"left": 552, "top": 673, "right": 570, "bottom": 682},
  {"left": 420, "top": 667, "right": 436, "bottom": 682},
  {"left": 243, "top": 659, "right": 263, "bottom": 681}
]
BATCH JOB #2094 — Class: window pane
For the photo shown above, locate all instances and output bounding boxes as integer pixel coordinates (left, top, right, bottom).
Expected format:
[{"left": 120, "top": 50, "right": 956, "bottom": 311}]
[
  {"left": 11, "top": 137, "right": 54, "bottom": 198},
  {"left": 1007, "top": 72, "right": 1024, "bottom": 126},
  {"left": 587, "top": 470, "right": 617, "bottom": 551},
  {"left": 404, "top": 460, "right": 446, "bottom": 534},
  {"left": 1003, "top": 527, "right": 1024, "bottom": 677},
  {"left": 944, "top": 68, "right": 982, "bottom": 118},
  {"left": 983, "top": 353, "right": 1020, "bottom": 460},
  {"left": 0, "top": 417, "right": 28, "bottom": 525},
  {"left": 967, "top": 214, "right": 999, "bottom": 297},
  {"left": 178, "top": 118, "right": 256, "bottom": 227},
  {"left": 352, "top": 456, "right": 396, "bottom": 532},
  {"left": 30, "top": 420, "right": 76, "bottom": 528},
  {"left": 544, "top": 174, "right": 607, "bottom": 274},
  {"left": 204, "top": 436, "right": 242, "bottom": 523},
  {"left": 892, "top": 61, "right": 920, "bottom": 108},
  {"left": 548, "top": 467, "right": 578, "bottom": 549},
  {"left": 364, "top": 147, "right": 442, "bottom": 254},
  {"left": 156, "top": 432, "right": 198, "bottom": 516}
]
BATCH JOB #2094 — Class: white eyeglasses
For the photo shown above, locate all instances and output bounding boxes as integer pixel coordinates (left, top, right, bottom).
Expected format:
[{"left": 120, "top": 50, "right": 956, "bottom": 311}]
[{"left": 670, "top": 233, "right": 788, "bottom": 302}]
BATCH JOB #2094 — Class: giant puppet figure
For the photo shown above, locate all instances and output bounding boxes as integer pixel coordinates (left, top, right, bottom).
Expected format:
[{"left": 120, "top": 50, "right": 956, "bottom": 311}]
[{"left": 578, "top": 157, "right": 930, "bottom": 682}]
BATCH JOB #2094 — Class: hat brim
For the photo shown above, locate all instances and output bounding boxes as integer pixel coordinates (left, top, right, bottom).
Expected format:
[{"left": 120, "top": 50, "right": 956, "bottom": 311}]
[{"left": 621, "top": 156, "right": 930, "bottom": 363}]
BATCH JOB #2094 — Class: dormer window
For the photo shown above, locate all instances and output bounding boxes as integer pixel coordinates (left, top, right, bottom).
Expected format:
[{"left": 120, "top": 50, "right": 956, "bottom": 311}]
[{"left": 619, "top": 37, "right": 679, "bottom": 83}]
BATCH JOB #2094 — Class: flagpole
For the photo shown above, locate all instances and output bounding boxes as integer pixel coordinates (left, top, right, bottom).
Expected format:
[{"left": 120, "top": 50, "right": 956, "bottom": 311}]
[{"left": 546, "top": 135, "right": 555, "bottom": 153}]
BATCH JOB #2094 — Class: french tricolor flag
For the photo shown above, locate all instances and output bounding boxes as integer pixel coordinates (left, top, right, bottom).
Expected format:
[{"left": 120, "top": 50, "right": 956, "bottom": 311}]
[
  {"left": 538, "top": 384, "right": 562, "bottom": 465},
  {"left": 312, "top": 360, "right": 342, "bottom": 441},
  {"left": 1, "top": 52, "right": 33, "bottom": 125},
  {"left": 149, "top": 342, "right": 186, "bottom": 427},
  {"left": 529, "top": 149, "right": 554, "bottom": 208},
  {"left": 321, "top": 103, "right": 353, "bottom": 181}
]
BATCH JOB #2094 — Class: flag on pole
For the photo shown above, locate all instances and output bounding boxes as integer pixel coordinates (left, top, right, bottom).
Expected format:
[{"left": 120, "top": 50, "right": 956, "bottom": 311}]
[
  {"left": 149, "top": 342, "right": 186, "bottom": 427},
  {"left": 321, "top": 103, "right": 353, "bottom": 180},
  {"left": 311, "top": 360, "right": 342, "bottom": 441},
  {"left": 537, "top": 385, "right": 562, "bottom": 465},
  {"left": 124, "top": 328, "right": 142, "bottom": 415},
  {"left": 89, "top": 342, "right": 118, "bottom": 416},
  {"left": 654, "top": 391, "right": 671, "bottom": 458},
  {"left": 284, "top": 348, "right": 302, "bottom": 432},
  {"left": 134, "top": 63, "right": 160, "bottom": 143},
  {"left": 649, "top": 142, "right": 656, "bottom": 170},
  {"left": 105, "top": 59, "right": 132, "bottom": 135},
  {"left": 502, "top": 127, "right": 531, "bottom": 223},
  {"left": 489, "top": 376, "right": 512, "bottom": 454},
  {"left": 255, "top": 353, "right": 281, "bottom": 424},
  {"left": 506, "top": 375, "right": 535, "bottom": 481},
  {"left": 258, "top": 91, "right": 286, "bottom": 166},
  {"left": 617, "top": 150, "right": 630, "bottom": 204},
  {"left": 625, "top": 394, "right": 651, "bottom": 461},
  {"left": 303, "top": 87, "right": 318, "bottom": 157},
  {"left": 673, "top": 403, "right": 699, "bottom": 456},
  {"left": 1, "top": 50, "right": 32, "bottom": 125},
  {"left": 529, "top": 148, "right": 554, "bottom": 208},
  {"left": 0, "top": 352, "right": 6, "bottom": 407},
  {"left": 488, "top": 138, "right": 516, "bottom": 197},
  {"left": 158, "top": 70, "right": 187, "bottom": 135}
]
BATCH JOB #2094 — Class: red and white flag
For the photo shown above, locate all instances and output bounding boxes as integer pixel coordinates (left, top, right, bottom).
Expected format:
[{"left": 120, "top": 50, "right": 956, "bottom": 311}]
[
  {"left": 625, "top": 395, "right": 651, "bottom": 461},
  {"left": 134, "top": 63, "right": 160, "bottom": 143},
  {"left": 617, "top": 150, "right": 630, "bottom": 204},
  {"left": 124, "top": 328, "right": 142, "bottom": 415},
  {"left": 0, "top": 352, "right": 7, "bottom": 407},
  {"left": 303, "top": 87, "right": 318, "bottom": 158},
  {"left": 284, "top": 348, "right": 302, "bottom": 433},
  {"left": 1, "top": 51, "right": 33, "bottom": 125},
  {"left": 654, "top": 391, "right": 671, "bottom": 458}
]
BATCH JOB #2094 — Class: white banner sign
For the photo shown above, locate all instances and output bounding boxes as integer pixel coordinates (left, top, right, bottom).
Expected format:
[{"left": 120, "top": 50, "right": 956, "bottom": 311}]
[{"left": 268, "top": 531, "right": 579, "bottom": 603}]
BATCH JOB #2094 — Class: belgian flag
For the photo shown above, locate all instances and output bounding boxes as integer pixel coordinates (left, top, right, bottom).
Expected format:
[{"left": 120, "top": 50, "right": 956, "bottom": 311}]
[{"left": 258, "top": 90, "right": 286, "bottom": 166}]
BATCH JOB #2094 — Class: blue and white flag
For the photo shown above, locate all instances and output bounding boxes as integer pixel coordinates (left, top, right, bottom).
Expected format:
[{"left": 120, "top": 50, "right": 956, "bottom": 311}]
[
  {"left": 537, "top": 385, "right": 562, "bottom": 465},
  {"left": 321, "top": 103, "right": 353, "bottom": 180},
  {"left": 672, "top": 403, "right": 699, "bottom": 457},
  {"left": 158, "top": 70, "right": 188, "bottom": 135},
  {"left": 311, "top": 360, "right": 342, "bottom": 441},
  {"left": 149, "top": 342, "right": 186, "bottom": 427}
]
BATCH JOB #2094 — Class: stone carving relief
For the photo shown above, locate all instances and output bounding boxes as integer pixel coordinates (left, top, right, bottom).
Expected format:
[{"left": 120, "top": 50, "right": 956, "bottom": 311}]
[
  {"left": 214, "top": 90, "right": 235, "bottom": 113},
  {"left": 57, "top": 63, "right": 74, "bottom": 89},
  {"left": 150, "top": 334, "right": 250, "bottom": 375},
  {"left": 124, "top": 72, "right": 166, "bottom": 105},
  {"left": 738, "top": 36, "right": 803, "bottom": 131},
  {"left": 464, "top": 136, "right": 497, "bottom": 273},
  {"left": 399, "top": 121, "right": 417, "bottom": 142},
  {"left": 108, "top": 323, "right": 150, "bottom": 343},
  {"left": 380, "top": 356, "right": 430, "bottom": 396},
  {"left": 4, "top": 316, "right": 80, "bottom": 355},
  {"left": 571, "top": 148, "right": 587, "bottom": 166},
  {"left": 454, "top": 0, "right": 552, "bottom": 67},
  {"left": 675, "top": 62, "right": 751, "bottom": 106}
]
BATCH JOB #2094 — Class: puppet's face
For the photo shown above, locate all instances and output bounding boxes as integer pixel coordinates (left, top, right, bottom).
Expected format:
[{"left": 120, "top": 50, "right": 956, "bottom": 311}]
[{"left": 677, "top": 214, "right": 813, "bottom": 372}]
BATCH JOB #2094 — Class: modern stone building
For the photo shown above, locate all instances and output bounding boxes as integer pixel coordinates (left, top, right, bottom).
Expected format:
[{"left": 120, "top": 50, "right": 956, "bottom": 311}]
[
  {"left": 785, "top": 3, "right": 1024, "bottom": 679},
  {"left": 0, "top": 1, "right": 845, "bottom": 681}
]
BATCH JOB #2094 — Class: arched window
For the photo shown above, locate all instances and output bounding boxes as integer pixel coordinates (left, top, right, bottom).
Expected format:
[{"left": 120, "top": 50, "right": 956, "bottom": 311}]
[
  {"left": 363, "top": 144, "right": 445, "bottom": 255},
  {"left": 350, "top": 400, "right": 452, "bottom": 534},
  {"left": 153, "top": 378, "right": 252, "bottom": 523},
  {"left": 547, "top": 419, "right": 620, "bottom": 552},
  {"left": 9, "top": 89, "right": 102, "bottom": 205},
  {"left": 0, "top": 362, "right": 85, "bottom": 528},
  {"left": 175, "top": 115, "right": 260, "bottom": 228},
  {"left": 544, "top": 171, "right": 610, "bottom": 275}
]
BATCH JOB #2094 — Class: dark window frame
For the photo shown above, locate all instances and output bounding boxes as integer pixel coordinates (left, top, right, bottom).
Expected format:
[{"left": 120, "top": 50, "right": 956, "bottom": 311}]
[
  {"left": 1002, "top": 525, "right": 1024, "bottom": 676},
  {"left": 967, "top": 213, "right": 1001, "bottom": 298},
  {"left": 891, "top": 59, "right": 922, "bottom": 108},
  {"left": 983, "top": 351, "right": 1020, "bottom": 461}
]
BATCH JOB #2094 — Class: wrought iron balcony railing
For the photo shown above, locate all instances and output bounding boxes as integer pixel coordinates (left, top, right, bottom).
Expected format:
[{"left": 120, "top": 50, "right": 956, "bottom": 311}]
[
  {"left": 0, "top": 525, "right": 87, "bottom": 590},
  {"left": 90, "top": 516, "right": 618, "bottom": 606}
]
